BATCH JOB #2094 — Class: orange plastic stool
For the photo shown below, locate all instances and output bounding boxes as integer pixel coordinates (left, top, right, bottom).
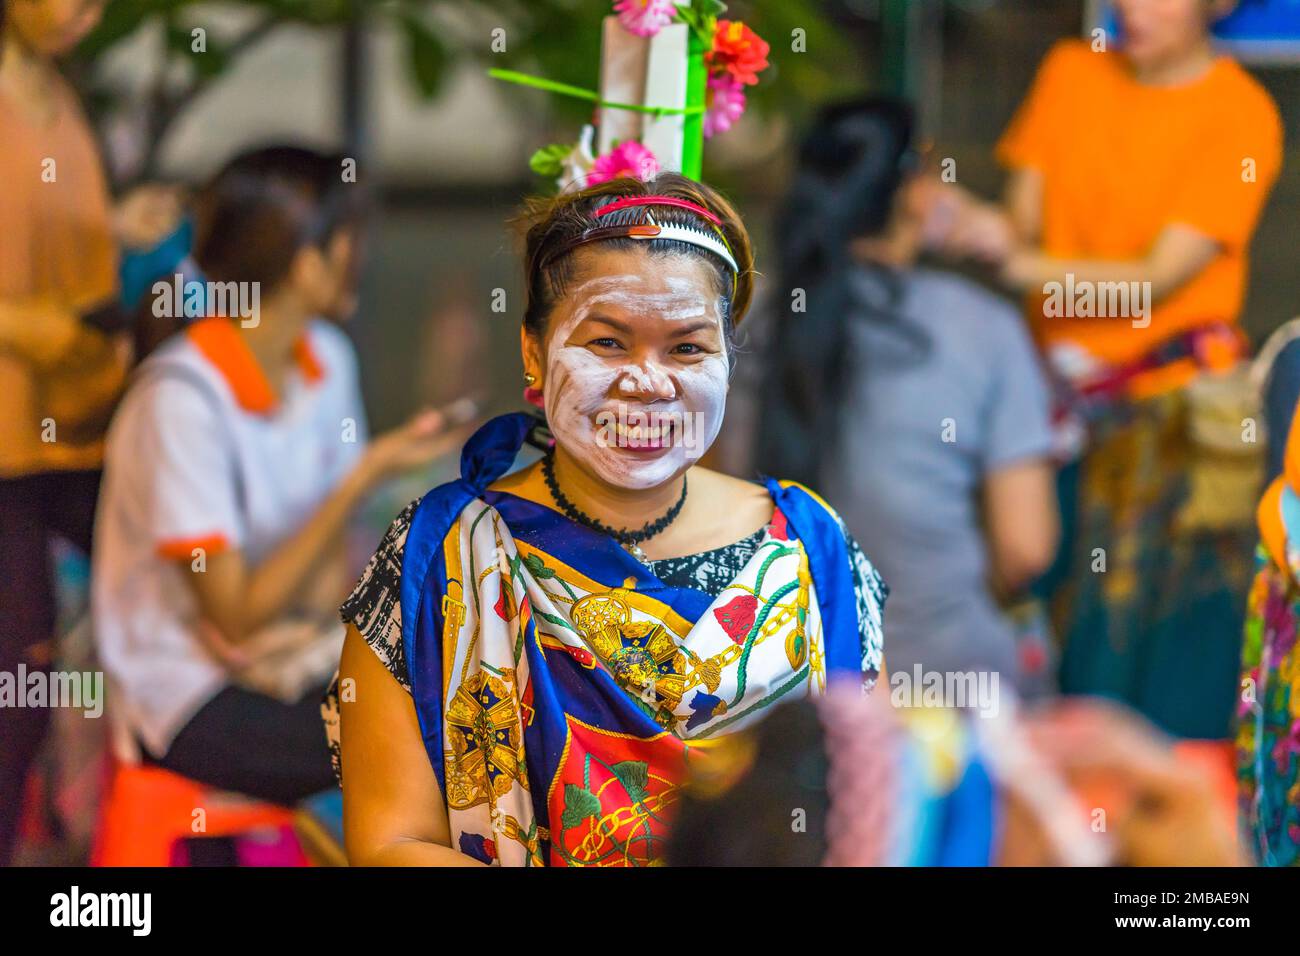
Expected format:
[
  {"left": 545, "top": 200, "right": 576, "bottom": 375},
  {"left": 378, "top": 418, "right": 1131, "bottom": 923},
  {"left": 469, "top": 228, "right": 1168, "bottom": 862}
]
[
  {"left": 92, "top": 762, "right": 300, "bottom": 867},
  {"left": 1172, "top": 740, "right": 1238, "bottom": 827}
]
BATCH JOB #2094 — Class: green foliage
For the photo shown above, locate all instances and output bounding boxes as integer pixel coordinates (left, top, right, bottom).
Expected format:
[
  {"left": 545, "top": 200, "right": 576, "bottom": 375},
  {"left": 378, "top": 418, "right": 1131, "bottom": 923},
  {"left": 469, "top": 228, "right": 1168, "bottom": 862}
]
[
  {"left": 76, "top": 0, "right": 447, "bottom": 98},
  {"left": 398, "top": 9, "right": 450, "bottom": 98},
  {"left": 164, "top": 20, "right": 228, "bottom": 78},
  {"left": 674, "top": 0, "right": 725, "bottom": 46},
  {"left": 528, "top": 143, "right": 572, "bottom": 177},
  {"left": 72, "top": 0, "right": 867, "bottom": 174},
  {"left": 737, "top": 0, "right": 865, "bottom": 119},
  {"left": 77, "top": 0, "right": 188, "bottom": 60}
]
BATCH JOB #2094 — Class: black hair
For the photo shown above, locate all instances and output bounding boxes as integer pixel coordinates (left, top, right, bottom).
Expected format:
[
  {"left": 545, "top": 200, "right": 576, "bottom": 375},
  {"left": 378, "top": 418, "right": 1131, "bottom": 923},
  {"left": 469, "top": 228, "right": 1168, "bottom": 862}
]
[
  {"left": 667, "top": 698, "right": 831, "bottom": 866},
  {"left": 192, "top": 144, "right": 367, "bottom": 294},
  {"left": 755, "top": 97, "right": 926, "bottom": 488}
]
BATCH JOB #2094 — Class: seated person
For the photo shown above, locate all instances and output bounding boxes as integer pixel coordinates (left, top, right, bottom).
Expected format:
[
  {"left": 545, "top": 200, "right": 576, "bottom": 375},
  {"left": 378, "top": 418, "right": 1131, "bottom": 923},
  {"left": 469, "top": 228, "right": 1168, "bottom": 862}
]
[{"left": 92, "top": 145, "right": 460, "bottom": 803}]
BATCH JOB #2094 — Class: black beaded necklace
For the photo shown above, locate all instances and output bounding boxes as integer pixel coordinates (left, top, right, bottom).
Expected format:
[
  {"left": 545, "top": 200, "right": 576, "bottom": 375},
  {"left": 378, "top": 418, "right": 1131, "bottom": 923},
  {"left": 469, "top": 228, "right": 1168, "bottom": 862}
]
[{"left": 542, "top": 452, "right": 687, "bottom": 560}]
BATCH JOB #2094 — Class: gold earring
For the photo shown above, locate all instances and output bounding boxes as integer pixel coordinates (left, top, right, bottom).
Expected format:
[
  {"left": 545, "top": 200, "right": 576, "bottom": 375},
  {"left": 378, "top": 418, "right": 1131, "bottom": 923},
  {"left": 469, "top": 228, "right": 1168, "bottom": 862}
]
[{"left": 523, "top": 373, "right": 537, "bottom": 387}]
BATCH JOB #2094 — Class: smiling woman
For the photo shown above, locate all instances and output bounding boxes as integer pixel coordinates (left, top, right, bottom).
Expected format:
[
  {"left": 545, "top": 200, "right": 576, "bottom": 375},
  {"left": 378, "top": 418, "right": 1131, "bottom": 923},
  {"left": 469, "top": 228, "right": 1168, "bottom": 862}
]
[{"left": 325, "top": 173, "right": 888, "bottom": 867}]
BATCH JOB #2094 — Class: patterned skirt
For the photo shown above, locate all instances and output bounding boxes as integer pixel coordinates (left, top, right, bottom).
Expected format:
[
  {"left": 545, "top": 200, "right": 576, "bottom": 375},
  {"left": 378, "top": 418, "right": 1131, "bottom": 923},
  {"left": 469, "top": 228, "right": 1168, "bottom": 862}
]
[
  {"left": 1237, "top": 552, "right": 1300, "bottom": 866},
  {"left": 1051, "top": 388, "right": 1258, "bottom": 739}
]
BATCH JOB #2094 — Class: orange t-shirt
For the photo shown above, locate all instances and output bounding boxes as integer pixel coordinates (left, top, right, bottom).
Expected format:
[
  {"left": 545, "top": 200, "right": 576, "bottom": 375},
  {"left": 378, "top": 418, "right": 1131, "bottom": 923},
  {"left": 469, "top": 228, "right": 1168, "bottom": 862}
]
[
  {"left": 997, "top": 39, "right": 1283, "bottom": 367},
  {"left": 0, "top": 78, "right": 124, "bottom": 476}
]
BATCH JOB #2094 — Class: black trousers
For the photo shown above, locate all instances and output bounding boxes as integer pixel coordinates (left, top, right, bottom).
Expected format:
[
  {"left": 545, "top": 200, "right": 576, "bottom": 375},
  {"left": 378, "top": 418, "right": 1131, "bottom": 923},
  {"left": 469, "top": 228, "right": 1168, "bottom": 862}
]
[
  {"left": 0, "top": 470, "right": 101, "bottom": 866},
  {"left": 143, "top": 682, "right": 336, "bottom": 807}
]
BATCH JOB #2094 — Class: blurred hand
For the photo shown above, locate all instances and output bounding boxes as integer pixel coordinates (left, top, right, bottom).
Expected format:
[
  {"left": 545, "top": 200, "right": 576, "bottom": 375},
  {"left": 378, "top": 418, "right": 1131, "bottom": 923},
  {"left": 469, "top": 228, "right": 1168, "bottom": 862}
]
[
  {"left": 359, "top": 399, "right": 478, "bottom": 485},
  {"left": 0, "top": 294, "right": 80, "bottom": 369},
  {"left": 917, "top": 180, "right": 1017, "bottom": 265},
  {"left": 195, "top": 619, "right": 252, "bottom": 670},
  {"left": 113, "top": 184, "right": 185, "bottom": 251},
  {"left": 997, "top": 245, "right": 1045, "bottom": 291},
  {"left": 199, "top": 616, "right": 329, "bottom": 675},
  {"left": 1024, "top": 699, "right": 1243, "bottom": 867},
  {"left": 943, "top": 196, "right": 1018, "bottom": 265}
]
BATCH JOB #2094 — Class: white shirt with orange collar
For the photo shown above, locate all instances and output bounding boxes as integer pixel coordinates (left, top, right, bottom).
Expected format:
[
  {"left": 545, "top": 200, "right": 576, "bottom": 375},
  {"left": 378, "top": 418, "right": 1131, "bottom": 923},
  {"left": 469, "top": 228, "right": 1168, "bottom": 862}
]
[{"left": 92, "top": 317, "right": 368, "bottom": 759}]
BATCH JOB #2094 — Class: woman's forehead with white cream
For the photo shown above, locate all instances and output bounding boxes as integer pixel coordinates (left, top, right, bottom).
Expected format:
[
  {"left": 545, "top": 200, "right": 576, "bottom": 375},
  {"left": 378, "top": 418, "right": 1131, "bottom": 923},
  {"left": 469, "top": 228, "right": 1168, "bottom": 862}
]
[{"left": 563, "top": 274, "right": 721, "bottom": 325}]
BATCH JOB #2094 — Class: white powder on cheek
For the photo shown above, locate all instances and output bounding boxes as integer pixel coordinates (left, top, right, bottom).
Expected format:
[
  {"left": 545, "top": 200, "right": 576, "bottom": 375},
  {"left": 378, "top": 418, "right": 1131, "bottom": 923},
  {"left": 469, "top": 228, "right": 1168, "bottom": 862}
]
[
  {"left": 544, "top": 353, "right": 610, "bottom": 448},
  {"left": 675, "top": 356, "right": 729, "bottom": 452}
]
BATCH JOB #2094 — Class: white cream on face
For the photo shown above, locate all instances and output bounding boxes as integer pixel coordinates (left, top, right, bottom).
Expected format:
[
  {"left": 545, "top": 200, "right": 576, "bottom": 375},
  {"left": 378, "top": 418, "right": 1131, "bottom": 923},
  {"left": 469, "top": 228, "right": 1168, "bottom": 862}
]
[{"left": 542, "top": 270, "right": 730, "bottom": 491}]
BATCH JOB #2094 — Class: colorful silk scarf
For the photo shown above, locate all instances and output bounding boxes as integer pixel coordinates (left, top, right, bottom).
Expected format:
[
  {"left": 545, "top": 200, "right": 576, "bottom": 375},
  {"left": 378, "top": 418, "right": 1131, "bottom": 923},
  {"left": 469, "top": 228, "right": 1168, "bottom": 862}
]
[
  {"left": 1257, "top": 396, "right": 1300, "bottom": 586},
  {"left": 399, "top": 413, "right": 878, "bottom": 866},
  {"left": 1242, "top": 400, "right": 1300, "bottom": 865}
]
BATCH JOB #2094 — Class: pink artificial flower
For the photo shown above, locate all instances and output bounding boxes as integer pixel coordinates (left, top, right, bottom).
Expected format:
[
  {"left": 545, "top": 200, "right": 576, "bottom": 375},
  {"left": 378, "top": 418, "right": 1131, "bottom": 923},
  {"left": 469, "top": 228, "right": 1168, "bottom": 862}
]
[
  {"left": 703, "top": 73, "right": 746, "bottom": 138},
  {"left": 587, "top": 140, "right": 660, "bottom": 185},
  {"left": 614, "top": 0, "right": 677, "bottom": 38}
]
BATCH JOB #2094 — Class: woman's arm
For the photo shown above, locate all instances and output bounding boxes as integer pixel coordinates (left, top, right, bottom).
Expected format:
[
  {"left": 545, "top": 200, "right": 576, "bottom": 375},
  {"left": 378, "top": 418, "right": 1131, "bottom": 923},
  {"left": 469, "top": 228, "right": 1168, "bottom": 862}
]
[
  {"left": 999, "top": 224, "right": 1219, "bottom": 305},
  {"left": 982, "top": 457, "right": 1059, "bottom": 598},
  {"left": 945, "top": 171, "right": 1217, "bottom": 311},
  {"left": 182, "top": 462, "right": 377, "bottom": 647},
  {"left": 1003, "top": 167, "right": 1043, "bottom": 246},
  {"left": 339, "top": 624, "right": 483, "bottom": 866},
  {"left": 178, "top": 410, "right": 459, "bottom": 647},
  {"left": 0, "top": 294, "right": 86, "bottom": 368}
]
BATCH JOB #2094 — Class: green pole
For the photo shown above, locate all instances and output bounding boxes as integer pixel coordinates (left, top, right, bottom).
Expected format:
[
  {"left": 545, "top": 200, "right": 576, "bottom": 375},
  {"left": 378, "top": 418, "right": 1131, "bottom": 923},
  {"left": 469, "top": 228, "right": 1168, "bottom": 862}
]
[
  {"left": 881, "top": 0, "right": 919, "bottom": 98},
  {"left": 682, "top": 29, "right": 708, "bottom": 181}
]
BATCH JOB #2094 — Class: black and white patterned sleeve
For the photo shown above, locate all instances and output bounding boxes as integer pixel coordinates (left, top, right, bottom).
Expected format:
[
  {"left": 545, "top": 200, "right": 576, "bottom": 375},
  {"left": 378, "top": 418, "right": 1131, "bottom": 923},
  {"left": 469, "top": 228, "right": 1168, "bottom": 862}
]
[
  {"left": 844, "top": 530, "right": 887, "bottom": 689},
  {"left": 322, "top": 499, "right": 421, "bottom": 783},
  {"left": 339, "top": 498, "right": 419, "bottom": 693}
]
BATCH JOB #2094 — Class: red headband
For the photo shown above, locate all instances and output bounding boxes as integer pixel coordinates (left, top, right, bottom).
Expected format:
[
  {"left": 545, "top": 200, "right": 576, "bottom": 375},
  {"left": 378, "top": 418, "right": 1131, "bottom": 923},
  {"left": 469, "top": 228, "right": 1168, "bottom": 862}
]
[
  {"left": 536, "top": 194, "right": 737, "bottom": 276},
  {"left": 593, "top": 195, "right": 723, "bottom": 226}
]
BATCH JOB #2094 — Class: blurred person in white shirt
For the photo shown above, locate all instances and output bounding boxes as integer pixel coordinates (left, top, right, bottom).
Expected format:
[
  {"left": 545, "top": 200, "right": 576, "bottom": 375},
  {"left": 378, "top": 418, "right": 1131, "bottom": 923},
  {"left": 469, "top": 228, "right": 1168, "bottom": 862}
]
[{"left": 93, "top": 146, "right": 465, "bottom": 804}]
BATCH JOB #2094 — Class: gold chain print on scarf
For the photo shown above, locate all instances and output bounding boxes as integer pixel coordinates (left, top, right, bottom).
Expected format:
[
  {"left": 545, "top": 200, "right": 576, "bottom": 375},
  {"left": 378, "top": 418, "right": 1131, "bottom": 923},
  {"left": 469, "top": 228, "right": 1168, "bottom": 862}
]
[
  {"left": 430, "top": 499, "right": 829, "bottom": 865},
  {"left": 566, "top": 541, "right": 818, "bottom": 734}
]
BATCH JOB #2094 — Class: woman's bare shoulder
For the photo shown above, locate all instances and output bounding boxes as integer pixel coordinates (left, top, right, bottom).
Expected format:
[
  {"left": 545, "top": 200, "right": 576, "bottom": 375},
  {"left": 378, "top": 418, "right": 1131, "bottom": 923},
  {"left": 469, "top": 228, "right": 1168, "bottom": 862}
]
[
  {"left": 689, "top": 465, "right": 767, "bottom": 495},
  {"left": 689, "top": 466, "right": 773, "bottom": 522}
]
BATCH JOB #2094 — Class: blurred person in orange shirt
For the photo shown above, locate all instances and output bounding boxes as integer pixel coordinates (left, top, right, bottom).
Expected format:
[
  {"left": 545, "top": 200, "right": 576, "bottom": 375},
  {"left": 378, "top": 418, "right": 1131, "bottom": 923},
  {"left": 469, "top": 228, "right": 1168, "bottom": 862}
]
[
  {"left": 0, "top": 0, "right": 180, "bottom": 864},
  {"left": 939, "top": 0, "right": 1283, "bottom": 739}
]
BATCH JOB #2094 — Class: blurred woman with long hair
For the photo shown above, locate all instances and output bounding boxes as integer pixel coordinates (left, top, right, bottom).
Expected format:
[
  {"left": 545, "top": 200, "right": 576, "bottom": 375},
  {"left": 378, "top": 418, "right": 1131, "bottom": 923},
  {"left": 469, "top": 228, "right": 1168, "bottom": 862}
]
[{"left": 756, "top": 98, "right": 1058, "bottom": 695}]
